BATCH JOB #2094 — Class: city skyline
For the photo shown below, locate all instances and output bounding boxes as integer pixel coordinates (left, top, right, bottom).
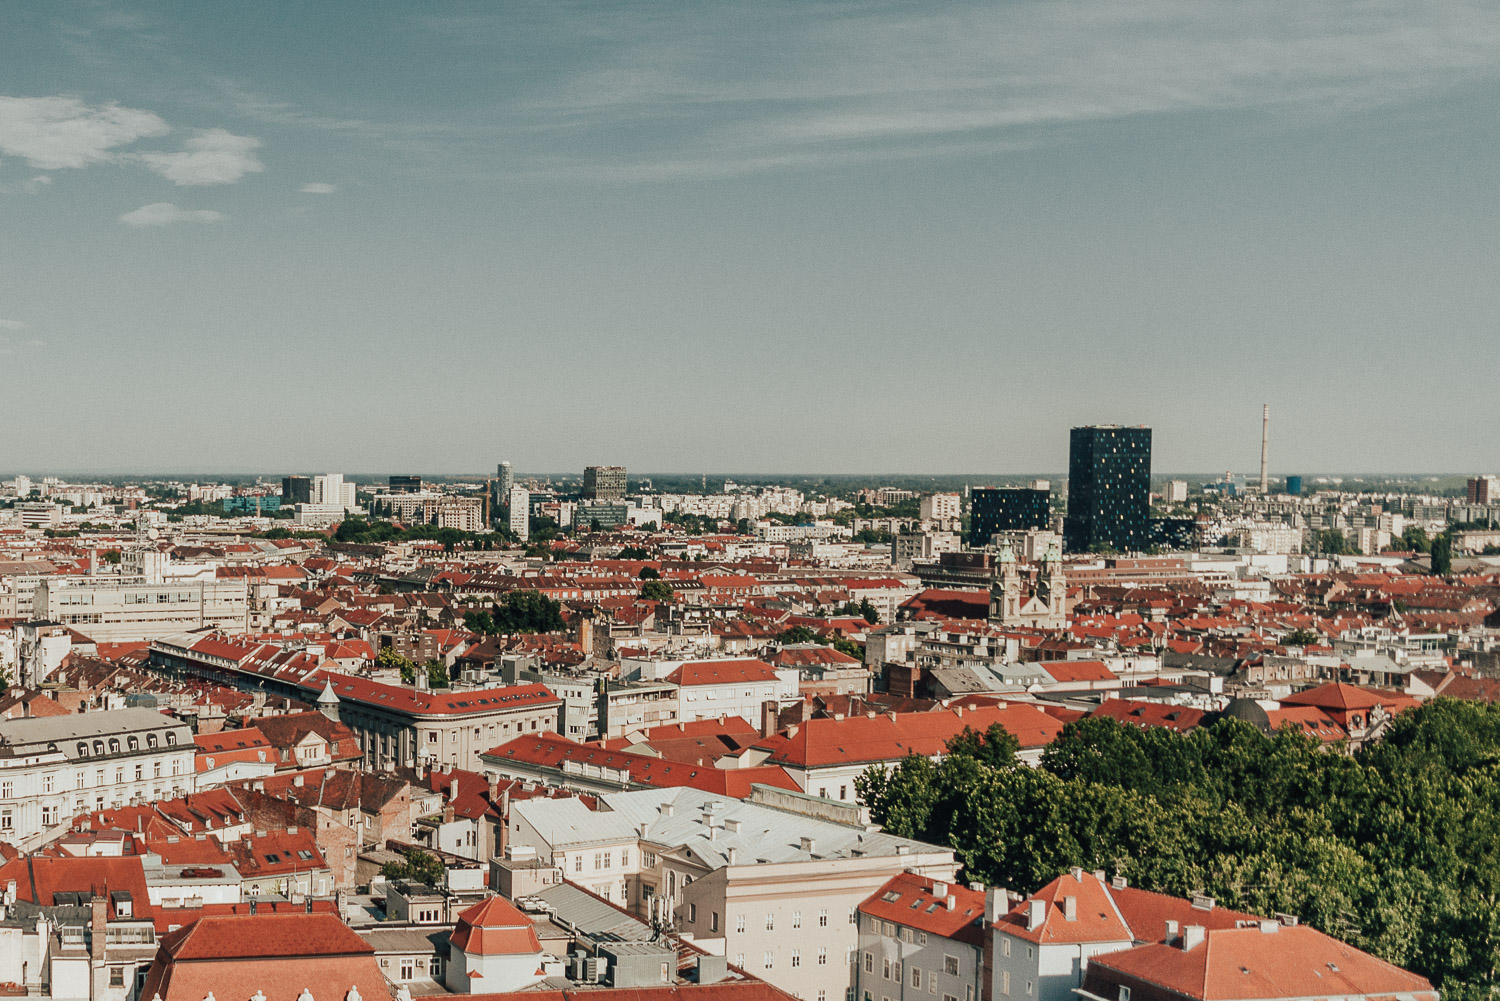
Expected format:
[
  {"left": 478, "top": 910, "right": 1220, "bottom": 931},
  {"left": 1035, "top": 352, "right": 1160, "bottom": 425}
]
[{"left": 3, "top": 4, "right": 1500, "bottom": 471}]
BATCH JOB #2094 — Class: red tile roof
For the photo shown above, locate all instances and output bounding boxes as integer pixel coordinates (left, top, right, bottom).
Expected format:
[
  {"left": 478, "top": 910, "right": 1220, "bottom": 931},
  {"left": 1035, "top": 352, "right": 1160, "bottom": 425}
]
[
  {"left": 450, "top": 895, "right": 544, "bottom": 956},
  {"left": 1090, "top": 700, "right": 1207, "bottom": 734},
  {"left": 662, "top": 659, "right": 780, "bottom": 687},
  {"left": 305, "top": 672, "right": 559, "bottom": 717},
  {"left": 859, "top": 872, "right": 986, "bottom": 945},
  {"left": 1085, "top": 923, "right": 1435, "bottom": 1001},
  {"left": 483, "top": 732, "right": 800, "bottom": 796},
  {"left": 996, "top": 869, "right": 1132, "bottom": 945},
  {"left": 754, "top": 704, "right": 1063, "bottom": 768}
]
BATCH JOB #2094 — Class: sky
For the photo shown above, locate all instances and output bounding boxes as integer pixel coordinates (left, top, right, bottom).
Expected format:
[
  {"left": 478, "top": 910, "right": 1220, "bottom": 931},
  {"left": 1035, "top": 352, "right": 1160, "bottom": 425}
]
[{"left": 1, "top": 1, "right": 1498, "bottom": 476}]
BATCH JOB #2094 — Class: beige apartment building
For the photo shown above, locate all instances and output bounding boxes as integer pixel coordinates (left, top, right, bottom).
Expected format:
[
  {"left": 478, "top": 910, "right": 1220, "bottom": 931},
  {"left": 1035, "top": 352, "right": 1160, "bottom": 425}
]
[
  {"left": 33, "top": 577, "right": 250, "bottom": 642},
  {"left": 507, "top": 785, "right": 958, "bottom": 1001}
]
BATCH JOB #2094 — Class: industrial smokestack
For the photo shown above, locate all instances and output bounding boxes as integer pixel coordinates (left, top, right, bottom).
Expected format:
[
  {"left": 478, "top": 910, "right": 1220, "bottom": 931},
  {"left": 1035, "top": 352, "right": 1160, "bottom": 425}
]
[{"left": 1259, "top": 404, "right": 1269, "bottom": 494}]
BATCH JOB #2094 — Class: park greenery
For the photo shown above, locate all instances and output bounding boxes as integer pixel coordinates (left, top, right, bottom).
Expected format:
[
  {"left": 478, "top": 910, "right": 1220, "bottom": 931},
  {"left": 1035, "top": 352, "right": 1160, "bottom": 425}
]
[
  {"left": 462, "top": 589, "right": 567, "bottom": 635},
  {"left": 856, "top": 702, "right": 1500, "bottom": 996},
  {"left": 374, "top": 646, "right": 448, "bottom": 688}
]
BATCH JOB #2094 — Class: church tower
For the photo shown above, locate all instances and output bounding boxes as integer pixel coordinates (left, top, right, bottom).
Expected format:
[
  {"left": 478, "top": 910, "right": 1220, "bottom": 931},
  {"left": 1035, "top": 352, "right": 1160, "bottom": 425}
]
[{"left": 989, "top": 541, "right": 1021, "bottom": 624}]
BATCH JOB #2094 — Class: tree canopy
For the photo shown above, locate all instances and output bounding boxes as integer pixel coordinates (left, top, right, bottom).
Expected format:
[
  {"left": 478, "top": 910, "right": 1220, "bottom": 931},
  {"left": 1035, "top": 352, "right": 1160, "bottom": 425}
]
[{"left": 857, "top": 700, "right": 1500, "bottom": 994}]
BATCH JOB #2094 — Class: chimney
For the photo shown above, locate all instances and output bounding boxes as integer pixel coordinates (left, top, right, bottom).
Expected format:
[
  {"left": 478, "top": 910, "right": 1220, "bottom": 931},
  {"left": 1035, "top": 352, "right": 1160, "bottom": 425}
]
[
  {"left": 932, "top": 880, "right": 948, "bottom": 898},
  {"left": 1070, "top": 866, "right": 1084, "bottom": 881},
  {"left": 800, "top": 836, "right": 816, "bottom": 853},
  {"left": 726, "top": 847, "right": 737, "bottom": 864},
  {"left": 1025, "top": 899, "right": 1046, "bottom": 931},
  {"left": 945, "top": 895, "right": 956, "bottom": 911},
  {"left": 1165, "top": 920, "right": 1179, "bottom": 943},
  {"left": 1062, "top": 896, "right": 1077, "bottom": 921},
  {"left": 90, "top": 896, "right": 107, "bottom": 960},
  {"left": 985, "top": 887, "right": 1008, "bottom": 924},
  {"left": 1182, "top": 925, "right": 1206, "bottom": 951}
]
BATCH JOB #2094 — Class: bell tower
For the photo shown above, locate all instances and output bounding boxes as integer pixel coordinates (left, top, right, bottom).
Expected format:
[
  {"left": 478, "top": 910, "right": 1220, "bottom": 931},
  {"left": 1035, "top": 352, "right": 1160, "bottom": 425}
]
[{"left": 989, "top": 541, "right": 1021, "bottom": 625}]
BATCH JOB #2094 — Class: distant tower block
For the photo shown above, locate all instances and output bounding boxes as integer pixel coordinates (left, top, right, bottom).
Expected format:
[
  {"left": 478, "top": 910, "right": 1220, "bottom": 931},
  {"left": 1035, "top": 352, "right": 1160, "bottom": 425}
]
[{"left": 1260, "top": 404, "right": 1270, "bottom": 494}]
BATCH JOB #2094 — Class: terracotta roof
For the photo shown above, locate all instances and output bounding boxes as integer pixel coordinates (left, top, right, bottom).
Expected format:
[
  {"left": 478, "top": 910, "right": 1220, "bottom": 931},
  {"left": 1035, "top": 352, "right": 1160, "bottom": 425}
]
[
  {"left": 140, "top": 913, "right": 392, "bottom": 1001},
  {"left": 305, "top": 672, "right": 559, "bottom": 717},
  {"left": 662, "top": 659, "right": 780, "bottom": 687},
  {"left": 484, "top": 732, "right": 801, "bottom": 796},
  {"left": 996, "top": 869, "right": 1132, "bottom": 945},
  {"left": 450, "top": 895, "right": 544, "bottom": 956},
  {"left": 1090, "top": 700, "right": 1207, "bottom": 734},
  {"left": 1084, "top": 923, "right": 1435, "bottom": 1001},
  {"left": 755, "top": 704, "right": 1063, "bottom": 768},
  {"left": 1279, "top": 682, "right": 1405, "bottom": 712},
  {"left": 859, "top": 871, "right": 986, "bottom": 945}
]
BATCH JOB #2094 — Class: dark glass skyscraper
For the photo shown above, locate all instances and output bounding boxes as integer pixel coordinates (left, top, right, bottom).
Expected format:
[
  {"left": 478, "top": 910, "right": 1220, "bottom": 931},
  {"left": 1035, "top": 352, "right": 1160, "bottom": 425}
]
[
  {"left": 969, "top": 487, "right": 1050, "bottom": 546},
  {"left": 1064, "top": 425, "right": 1152, "bottom": 553}
]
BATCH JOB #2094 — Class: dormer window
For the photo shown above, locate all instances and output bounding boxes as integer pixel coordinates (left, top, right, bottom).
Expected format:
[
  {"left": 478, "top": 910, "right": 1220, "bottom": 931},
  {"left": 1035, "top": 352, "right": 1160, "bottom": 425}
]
[
  {"left": 127, "top": 737, "right": 139, "bottom": 751},
  {"left": 146, "top": 735, "right": 158, "bottom": 748},
  {"left": 108, "top": 739, "right": 120, "bottom": 754},
  {"left": 166, "top": 733, "right": 177, "bottom": 746},
  {"left": 78, "top": 743, "right": 89, "bottom": 757},
  {"left": 93, "top": 741, "right": 104, "bottom": 755}
]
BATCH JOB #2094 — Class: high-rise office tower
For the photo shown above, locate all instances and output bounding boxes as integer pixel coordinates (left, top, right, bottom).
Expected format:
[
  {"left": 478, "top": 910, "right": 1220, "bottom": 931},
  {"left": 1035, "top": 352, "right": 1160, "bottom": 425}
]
[
  {"left": 282, "top": 475, "right": 312, "bottom": 505},
  {"left": 497, "top": 462, "right": 513, "bottom": 502},
  {"left": 1063, "top": 425, "right": 1152, "bottom": 553},
  {"left": 389, "top": 475, "right": 422, "bottom": 493},
  {"left": 969, "top": 487, "right": 1051, "bottom": 546},
  {"left": 582, "top": 465, "right": 626, "bottom": 501}
]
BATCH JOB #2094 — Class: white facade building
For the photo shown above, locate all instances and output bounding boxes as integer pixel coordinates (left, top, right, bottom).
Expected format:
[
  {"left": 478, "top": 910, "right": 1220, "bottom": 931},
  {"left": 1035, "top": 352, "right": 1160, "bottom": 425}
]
[
  {"left": 33, "top": 578, "right": 250, "bottom": 643},
  {"left": 0, "top": 709, "right": 196, "bottom": 849},
  {"left": 509, "top": 487, "right": 531, "bottom": 541}
]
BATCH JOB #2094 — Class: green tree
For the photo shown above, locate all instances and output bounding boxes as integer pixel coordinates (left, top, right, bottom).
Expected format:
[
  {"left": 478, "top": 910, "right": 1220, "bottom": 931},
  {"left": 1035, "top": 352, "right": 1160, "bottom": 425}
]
[
  {"left": 858, "top": 598, "right": 879, "bottom": 623},
  {"left": 1284, "top": 627, "right": 1321, "bottom": 647},
  {"left": 1431, "top": 532, "right": 1454, "bottom": 577},
  {"left": 382, "top": 848, "right": 445, "bottom": 886},
  {"left": 463, "top": 610, "right": 496, "bottom": 634},
  {"left": 492, "top": 589, "right": 566, "bottom": 633},
  {"left": 638, "top": 566, "right": 662, "bottom": 580},
  {"left": 640, "top": 580, "right": 674, "bottom": 603}
]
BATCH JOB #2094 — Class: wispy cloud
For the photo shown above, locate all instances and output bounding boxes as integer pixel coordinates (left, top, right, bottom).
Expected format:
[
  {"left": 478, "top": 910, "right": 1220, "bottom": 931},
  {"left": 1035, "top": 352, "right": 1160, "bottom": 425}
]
[
  {"left": 118, "top": 202, "right": 226, "bottom": 227},
  {"left": 133, "top": 128, "right": 263, "bottom": 185},
  {"left": 300, "top": 181, "right": 336, "bottom": 194},
  {"left": 0, "top": 95, "right": 168, "bottom": 169},
  {"left": 0, "top": 318, "right": 27, "bottom": 331},
  {"left": 422, "top": 0, "right": 1500, "bottom": 181},
  {"left": 22, "top": 175, "right": 51, "bottom": 194}
]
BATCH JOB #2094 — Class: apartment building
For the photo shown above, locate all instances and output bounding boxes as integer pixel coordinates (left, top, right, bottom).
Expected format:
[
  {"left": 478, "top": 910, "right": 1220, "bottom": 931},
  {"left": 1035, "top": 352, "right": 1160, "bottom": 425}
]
[
  {"left": 508, "top": 785, "right": 958, "bottom": 1001},
  {"left": 0, "top": 709, "right": 196, "bottom": 849},
  {"left": 33, "top": 577, "right": 250, "bottom": 642},
  {"left": 857, "top": 873, "right": 985, "bottom": 1001}
]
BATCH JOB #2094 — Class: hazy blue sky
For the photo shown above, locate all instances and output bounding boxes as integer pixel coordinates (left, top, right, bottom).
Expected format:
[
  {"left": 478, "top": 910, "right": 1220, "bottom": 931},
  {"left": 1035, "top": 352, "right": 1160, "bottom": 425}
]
[{"left": 2, "top": 1, "right": 1497, "bottom": 475}]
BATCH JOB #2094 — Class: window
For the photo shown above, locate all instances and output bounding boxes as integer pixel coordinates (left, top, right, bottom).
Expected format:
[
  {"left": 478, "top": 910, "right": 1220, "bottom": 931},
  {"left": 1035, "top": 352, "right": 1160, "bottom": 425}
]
[
  {"left": 1026, "top": 983, "right": 1033, "bottom": 996},
  {"left": 864, "top": 953, "right": 873, "bottom": 974},
  {"left": 1118, "top": 990, "right": 1131, "bottom": 1001},
  {"left": 621, "top": 850, "right": 630, "bottom": 866},
  {"left": 109, "top": 738, "right": 120, "bottom": 753},
  {"left": 944, "top": 956, "right": 960, "bottom": 976},
  {"left": 76, "top": 773, "right": 84, "bottom": 790},
  {"left": 43, "top": 774, "right": 54, "bottom": 793},
  {"left": 883, "top": 959, "right": 891, "bottom": 980},
  {"left": 895, "top": 961, "right": 902, "bottom": 982},
  {"left": 930, "top": 973, "right": 937, "bottom": 994},
  {"left": 793, "top": 910, "right": 802, "bottom": 928},
  {"left": 147, "top": 734, "right": 157, "bottom": 748},
  {"left": 1002, "top": 939, "right": 1011, "bottom": 958},
  {"left": 912, "top": 967, "right": 922, "bottom": 988},
  {"left": 818, "top": 946, "right": 827, "bottom": 966},
  {"left": 643, "top": 852, "right": 658, "bottom": 868},
  {"left": 967, "top": 989, "right": 974, "bottom": 1001},
  {"left": 42, "top": 806, "right": 56, "bottom": 825},
  {"left": 135, "top": 763, "right": 143, "bottom": 781},
  {"left": 429, "top": 958, "right": 442, "bottom": 977},
  {"left": 792, "top": 951, "right": 801, "bottom": 968},
  {"left": 944, "top": 995, "right": 958, "bottom": 1001},
  {"left": 735, "top": 954, "right": 745, "bottom": 969},
  {"left": 766, "top": 913, "right": 775, "bottom": 931},
  {"left": 0, "top": 781, "right": 10, "bottom": 798},
  {"left": 850, "top": 908, "right": 858, "bottom": 924},
  {"left": 110, "top": 969, "right": 125, "bottom": 987},
  {"left": 575, "top": 856, "right": 583, "bottom": 872},
  {"left": 764, "top": 952, "right": 774, "bottom": 970},
  {"left": 819, "top": 909, "right": 829, "bottom": 927},
  {"left": 604, "top": 851, "right": 612, "bottom": 868},
  {"left": 594, "top": 853, "right": 603, "bottom": 870},
  {"left": 711, "top": 912, "right": 720, "bottom": 932},
  {"left": 400, "top": 959, "right": 415, "bottom": 980},
  {"left": 128, "top": 736, "right": 140, "bottom": 751},
  {"left": 737, "top": 914, "right": 747, "bottom": 933},
  {"left": 689, "top": 903, "right": 698, "bottom": 923},
  {"left": 1003, "top": 972, "right": 1010, "bottom": 996}
]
